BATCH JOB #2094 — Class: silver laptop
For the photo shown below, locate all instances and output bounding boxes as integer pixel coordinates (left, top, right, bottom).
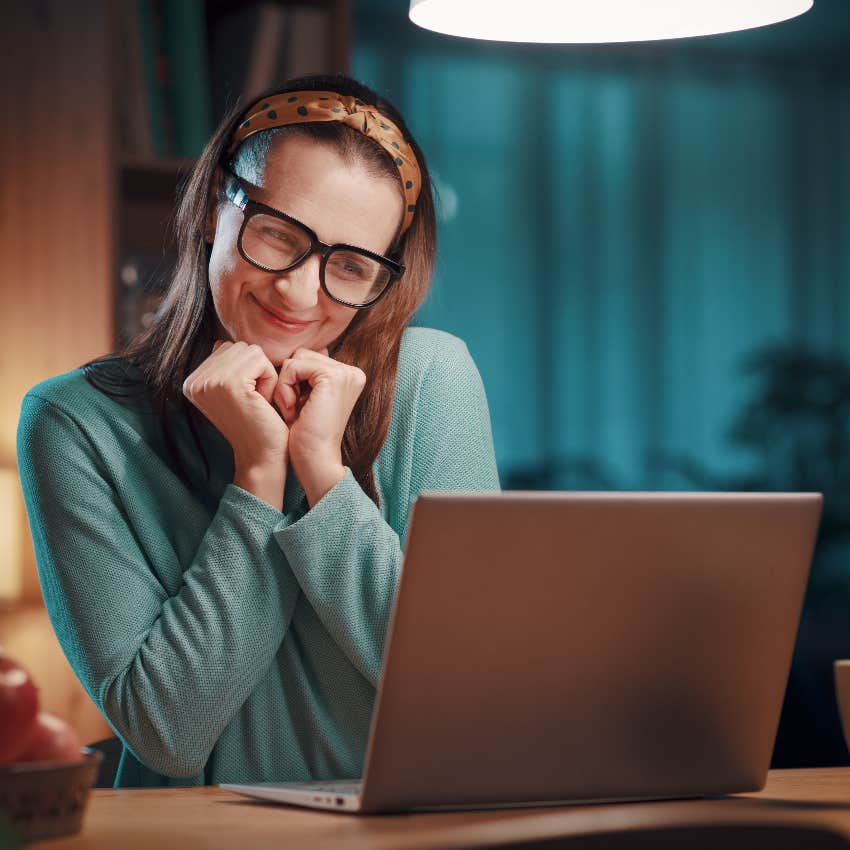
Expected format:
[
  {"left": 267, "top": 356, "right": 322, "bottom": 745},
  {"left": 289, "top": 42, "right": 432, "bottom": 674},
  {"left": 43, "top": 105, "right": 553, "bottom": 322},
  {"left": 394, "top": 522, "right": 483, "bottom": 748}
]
[{"left": 220, "top": 491, "right": 822, "bottom": 813}]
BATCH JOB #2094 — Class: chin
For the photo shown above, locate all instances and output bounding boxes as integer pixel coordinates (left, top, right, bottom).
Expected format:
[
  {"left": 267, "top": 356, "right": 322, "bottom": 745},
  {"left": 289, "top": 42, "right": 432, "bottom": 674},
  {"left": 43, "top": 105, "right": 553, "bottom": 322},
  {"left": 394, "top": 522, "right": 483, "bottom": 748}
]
[{"left": 261, "top": 343, "right": 298, "bottom": 367}]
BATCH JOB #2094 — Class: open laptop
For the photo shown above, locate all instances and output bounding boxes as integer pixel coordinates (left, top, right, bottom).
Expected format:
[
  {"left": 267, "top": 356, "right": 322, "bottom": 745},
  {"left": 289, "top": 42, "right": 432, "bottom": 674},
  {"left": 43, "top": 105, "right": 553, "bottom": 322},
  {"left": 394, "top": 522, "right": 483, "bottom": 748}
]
[{"left": 220, "top": 491, "right": 823, "bottom": 813}]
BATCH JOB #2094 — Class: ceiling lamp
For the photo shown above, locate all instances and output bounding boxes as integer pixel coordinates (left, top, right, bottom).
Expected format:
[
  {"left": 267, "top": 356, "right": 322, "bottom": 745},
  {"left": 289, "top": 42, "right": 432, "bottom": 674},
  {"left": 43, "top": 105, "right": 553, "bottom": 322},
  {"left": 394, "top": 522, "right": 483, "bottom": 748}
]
[{"left": 408, "top": 0, "right": 814, "bottom": 44}]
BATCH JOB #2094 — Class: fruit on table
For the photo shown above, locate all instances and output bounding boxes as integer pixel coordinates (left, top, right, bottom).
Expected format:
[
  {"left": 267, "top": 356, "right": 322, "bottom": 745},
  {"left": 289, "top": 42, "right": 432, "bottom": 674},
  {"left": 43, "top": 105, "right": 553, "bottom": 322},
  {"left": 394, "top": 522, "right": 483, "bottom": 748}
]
[
  {"left": 0, "top": 646, "right": 40, "bottom": 764},
  {"left": 15, "top": 711, "right": 84, "bottom": 763}
]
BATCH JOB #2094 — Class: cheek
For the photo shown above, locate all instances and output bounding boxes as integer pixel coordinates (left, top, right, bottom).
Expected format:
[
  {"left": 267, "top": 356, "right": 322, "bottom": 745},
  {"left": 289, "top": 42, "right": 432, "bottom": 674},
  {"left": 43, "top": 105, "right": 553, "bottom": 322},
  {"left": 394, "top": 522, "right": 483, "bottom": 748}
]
[
  {"left": 322, "top": 300, "right": 359, "bottom": 342},
  {"left": 207, "top": 241, "right": 243, "bottom": 315},
  {"left": 208, "top": 240, "right": 237, "bottom": 287},
  {"left": 207, "top": 211, "right": 242, "bottom": 293}
]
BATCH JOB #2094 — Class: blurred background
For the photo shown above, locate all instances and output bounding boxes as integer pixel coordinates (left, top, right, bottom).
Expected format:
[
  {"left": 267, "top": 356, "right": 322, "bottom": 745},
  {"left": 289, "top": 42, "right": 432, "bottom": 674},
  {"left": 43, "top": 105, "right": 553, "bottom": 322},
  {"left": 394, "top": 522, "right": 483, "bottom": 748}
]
[{"left": 0, "top": 0, "right": 848, "bottom": 769}]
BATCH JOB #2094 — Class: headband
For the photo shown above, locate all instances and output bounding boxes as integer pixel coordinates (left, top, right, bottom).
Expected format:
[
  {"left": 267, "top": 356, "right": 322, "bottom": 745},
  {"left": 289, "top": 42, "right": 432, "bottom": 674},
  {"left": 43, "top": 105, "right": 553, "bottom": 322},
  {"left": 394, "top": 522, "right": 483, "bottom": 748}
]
[{"left": 226, "top": 90, "right": 422, "bottom": 236}]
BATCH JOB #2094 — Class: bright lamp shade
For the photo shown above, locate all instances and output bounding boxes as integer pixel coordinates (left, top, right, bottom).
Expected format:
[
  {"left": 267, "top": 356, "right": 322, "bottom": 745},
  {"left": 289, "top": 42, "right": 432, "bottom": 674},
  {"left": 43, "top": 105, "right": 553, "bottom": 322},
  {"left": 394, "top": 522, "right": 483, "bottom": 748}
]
[{"left": 408, "top": 0, "right": 814, "bottom": 44}]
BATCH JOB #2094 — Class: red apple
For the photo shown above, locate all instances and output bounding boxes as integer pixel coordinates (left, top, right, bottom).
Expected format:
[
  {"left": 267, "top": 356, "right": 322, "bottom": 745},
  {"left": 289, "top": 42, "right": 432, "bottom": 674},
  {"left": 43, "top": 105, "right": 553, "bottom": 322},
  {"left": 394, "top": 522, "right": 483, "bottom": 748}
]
[
  {"left": 0, "top": 646, "right": 40, "bottom": 764},
  {"left": 15, "top": 711, "right": 83, "bottom": 764}
]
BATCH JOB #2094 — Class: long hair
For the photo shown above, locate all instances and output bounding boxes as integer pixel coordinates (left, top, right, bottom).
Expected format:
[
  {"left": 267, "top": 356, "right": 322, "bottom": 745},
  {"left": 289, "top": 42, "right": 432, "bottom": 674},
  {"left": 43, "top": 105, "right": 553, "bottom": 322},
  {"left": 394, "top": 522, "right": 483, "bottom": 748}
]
[{"left": 83, "top": 73, "right": 437, "bottom": 507}]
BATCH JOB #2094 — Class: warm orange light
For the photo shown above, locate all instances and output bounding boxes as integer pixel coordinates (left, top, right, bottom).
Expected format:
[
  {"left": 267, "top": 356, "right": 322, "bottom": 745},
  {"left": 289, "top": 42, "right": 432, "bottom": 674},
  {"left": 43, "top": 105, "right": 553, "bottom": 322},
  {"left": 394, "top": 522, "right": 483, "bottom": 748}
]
[{"left": 0, "top": 468, "right": 23, "bottom": 602}]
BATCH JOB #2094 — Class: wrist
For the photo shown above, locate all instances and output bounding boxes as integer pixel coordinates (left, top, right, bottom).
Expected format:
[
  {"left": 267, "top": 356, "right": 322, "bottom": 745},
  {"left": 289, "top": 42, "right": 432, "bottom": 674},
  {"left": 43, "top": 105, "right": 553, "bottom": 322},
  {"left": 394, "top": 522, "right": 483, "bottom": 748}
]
[
  {"left": 233, "top": 461, "right": 287, "bottom": 512},
  {"left": 298, "top": 462, "right": 347, "bottom": 509}
]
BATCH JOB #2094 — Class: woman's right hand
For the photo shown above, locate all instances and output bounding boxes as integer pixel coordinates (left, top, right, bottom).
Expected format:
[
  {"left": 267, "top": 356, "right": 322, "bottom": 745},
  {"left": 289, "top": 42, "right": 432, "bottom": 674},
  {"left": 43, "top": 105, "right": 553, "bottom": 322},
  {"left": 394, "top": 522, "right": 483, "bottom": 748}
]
[{"left": 182, "top": 340, "right": 289, "bottom": 477}]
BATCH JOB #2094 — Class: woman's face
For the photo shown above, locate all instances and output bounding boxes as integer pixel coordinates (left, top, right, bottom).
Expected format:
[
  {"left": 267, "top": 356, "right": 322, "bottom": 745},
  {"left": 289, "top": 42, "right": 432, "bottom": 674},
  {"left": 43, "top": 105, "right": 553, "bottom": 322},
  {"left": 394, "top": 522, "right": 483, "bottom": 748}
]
[{"left": 206, "top": 134, "right": 404, "bottom": 366}]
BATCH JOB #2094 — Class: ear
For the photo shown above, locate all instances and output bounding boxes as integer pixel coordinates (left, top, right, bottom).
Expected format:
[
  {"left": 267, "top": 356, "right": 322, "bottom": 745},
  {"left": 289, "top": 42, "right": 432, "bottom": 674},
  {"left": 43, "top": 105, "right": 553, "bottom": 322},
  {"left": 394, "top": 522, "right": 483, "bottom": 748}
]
[{"left": 205, "top": 166, "right": 224, "bottom": 243}]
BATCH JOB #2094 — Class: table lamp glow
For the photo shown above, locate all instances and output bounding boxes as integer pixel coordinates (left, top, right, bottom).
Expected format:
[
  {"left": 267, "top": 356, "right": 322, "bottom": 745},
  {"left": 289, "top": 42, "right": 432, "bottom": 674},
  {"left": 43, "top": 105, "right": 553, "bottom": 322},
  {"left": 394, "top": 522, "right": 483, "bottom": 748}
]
[
  {"left": 408, "top": 0, "right": 814, "bottom": 44},
  {"left": 0, "top": 468, "right": 23, "bottom": 603}
]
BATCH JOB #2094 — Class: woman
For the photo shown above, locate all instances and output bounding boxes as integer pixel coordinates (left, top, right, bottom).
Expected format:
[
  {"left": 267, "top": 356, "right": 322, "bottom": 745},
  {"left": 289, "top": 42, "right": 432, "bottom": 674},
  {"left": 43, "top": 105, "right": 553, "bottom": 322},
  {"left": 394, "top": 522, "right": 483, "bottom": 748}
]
[{"left": 16, "top": 74, "right": 500, "bottom": 788}]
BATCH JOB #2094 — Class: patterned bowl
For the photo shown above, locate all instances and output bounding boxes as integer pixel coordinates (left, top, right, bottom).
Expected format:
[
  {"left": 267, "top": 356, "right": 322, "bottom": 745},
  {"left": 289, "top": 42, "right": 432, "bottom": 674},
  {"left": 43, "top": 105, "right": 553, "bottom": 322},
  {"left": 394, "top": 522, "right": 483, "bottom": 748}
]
[{"left": 0, "top": 747, "right": 103, "bottom": 843}]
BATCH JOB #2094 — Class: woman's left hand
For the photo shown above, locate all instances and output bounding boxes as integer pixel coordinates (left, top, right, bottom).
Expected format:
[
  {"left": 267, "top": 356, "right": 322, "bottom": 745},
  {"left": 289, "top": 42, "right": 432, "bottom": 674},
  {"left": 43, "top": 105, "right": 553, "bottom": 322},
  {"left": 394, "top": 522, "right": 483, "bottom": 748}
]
[{"left": 274, "top": 347, "right": 367, "bottom": 506}]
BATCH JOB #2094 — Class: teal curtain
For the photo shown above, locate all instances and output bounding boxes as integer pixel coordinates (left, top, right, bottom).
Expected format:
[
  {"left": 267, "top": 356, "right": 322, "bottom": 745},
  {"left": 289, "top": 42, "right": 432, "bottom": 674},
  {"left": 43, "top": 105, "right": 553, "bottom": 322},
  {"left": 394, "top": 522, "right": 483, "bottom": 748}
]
[
  {"left": 355, "top": 24, "right": 850, "bottom": 768},
  {"left": 355, "top": 45, "right": 850, "bottom": 489}
]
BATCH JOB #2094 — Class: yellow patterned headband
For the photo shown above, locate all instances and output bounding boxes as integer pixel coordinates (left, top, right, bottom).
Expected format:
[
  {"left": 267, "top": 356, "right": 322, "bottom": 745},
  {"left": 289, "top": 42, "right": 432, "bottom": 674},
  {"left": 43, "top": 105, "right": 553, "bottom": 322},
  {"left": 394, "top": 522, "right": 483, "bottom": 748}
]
[{"left": 227, "top": 90, "right": 422, "bottom": 236}]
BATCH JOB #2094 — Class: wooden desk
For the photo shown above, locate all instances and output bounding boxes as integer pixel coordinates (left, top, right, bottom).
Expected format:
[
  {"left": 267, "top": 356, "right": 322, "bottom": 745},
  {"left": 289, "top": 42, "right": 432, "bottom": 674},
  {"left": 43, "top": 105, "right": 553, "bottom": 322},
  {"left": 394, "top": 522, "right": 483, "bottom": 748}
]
[{"left": 35, "top": 769, "right": 850, "bottom": 849}]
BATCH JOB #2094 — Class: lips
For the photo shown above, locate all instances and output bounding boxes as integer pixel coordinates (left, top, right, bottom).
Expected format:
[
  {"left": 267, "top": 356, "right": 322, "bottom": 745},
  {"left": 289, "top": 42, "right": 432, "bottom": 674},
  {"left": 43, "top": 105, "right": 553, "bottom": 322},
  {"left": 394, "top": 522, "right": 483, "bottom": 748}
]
[{"left": 253, "top": 295, "right": 314, "bottom": 327}]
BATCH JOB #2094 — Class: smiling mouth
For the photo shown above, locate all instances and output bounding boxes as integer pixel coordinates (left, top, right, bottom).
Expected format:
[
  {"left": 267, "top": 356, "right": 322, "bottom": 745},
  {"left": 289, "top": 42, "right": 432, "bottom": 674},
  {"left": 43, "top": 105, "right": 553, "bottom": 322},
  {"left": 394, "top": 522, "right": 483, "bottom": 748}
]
[{"left": 253, "top": 295, "right": 314, "bottom": 329}]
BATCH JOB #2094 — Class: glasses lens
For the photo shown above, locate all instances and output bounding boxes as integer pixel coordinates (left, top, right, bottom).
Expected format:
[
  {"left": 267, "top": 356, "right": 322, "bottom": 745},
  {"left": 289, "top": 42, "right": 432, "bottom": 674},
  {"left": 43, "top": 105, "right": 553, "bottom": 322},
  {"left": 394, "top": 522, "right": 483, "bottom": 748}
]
[
  {"left": 324, "top": 249, "right": 393, "bottom": 306},
  {"left": 242, "top": 214, "right": 310, "bottom": 270}
]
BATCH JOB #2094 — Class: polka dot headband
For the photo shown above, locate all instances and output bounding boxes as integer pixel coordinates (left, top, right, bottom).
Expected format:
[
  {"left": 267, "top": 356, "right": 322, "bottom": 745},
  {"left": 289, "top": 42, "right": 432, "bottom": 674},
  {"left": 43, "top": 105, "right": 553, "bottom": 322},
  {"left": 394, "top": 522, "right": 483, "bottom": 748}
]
[{"left": 226, "top": 90, "right": 422, "bottom": 236}]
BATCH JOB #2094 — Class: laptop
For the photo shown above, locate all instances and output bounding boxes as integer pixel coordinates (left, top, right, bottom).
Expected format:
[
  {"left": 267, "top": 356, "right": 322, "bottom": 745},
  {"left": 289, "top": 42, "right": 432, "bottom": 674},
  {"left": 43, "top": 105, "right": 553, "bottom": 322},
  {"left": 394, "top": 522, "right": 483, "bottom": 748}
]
[{"left": 220, "top": 491, "right": 822, "bottom": 813}]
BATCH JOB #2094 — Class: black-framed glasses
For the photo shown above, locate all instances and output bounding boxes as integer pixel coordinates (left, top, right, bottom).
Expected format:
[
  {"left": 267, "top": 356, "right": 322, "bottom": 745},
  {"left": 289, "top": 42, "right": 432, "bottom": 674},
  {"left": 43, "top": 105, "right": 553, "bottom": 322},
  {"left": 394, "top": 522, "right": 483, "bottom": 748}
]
[{"left": 221, "top": 166, "right": 405, "bottom": 309}]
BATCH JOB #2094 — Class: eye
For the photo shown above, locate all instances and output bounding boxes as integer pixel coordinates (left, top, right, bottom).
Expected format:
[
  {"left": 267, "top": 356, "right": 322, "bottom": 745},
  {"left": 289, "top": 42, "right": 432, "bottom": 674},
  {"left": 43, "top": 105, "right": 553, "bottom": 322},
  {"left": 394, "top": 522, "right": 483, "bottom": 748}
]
[
  {"left": 262, "top": 226, "right": 294, "bottom": 244},
  {"left": 341, "top": 259, "right": 368, "bottom": 277}
]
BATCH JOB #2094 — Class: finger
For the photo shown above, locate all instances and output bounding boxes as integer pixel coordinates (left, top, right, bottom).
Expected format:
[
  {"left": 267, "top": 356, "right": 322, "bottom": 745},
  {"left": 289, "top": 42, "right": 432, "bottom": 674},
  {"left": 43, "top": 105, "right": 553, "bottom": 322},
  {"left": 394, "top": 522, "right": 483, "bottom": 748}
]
[
  {"left": 273, "top": 380, "right": 298, "bottom": 412},
  {"left": 274, "top": 395, "right": 296, "bottom": 426},
  {"left": 292, "top": 346, "right": 331, "bottom": 364},
  {"left": 276, "top": 350, "right": 335, "bottom": 421},
  {"left": 209, "top": 341, "right": 278, "bottom": 403},
  {"left": 272, "top": 375, "right": 300, "bottom": 422},
  {"left": 279, "top": 350, "right": 331, "bottom": 387},
  {"left": 277, "top": 365, "right": 311, "bottom": 409},
  {"left": 183, "top": 340, "right": 235, "bottom": 399},
  {"left": 253, "top": 357, "right": 280, "bottom": 404}
]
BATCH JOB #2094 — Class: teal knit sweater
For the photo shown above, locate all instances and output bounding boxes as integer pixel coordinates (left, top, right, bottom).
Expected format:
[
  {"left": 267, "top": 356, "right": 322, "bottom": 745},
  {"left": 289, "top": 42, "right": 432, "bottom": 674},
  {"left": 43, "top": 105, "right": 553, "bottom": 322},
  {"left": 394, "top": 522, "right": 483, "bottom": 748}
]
[{"left": 16, "top": 327, "right": 500, "bottom": 788}]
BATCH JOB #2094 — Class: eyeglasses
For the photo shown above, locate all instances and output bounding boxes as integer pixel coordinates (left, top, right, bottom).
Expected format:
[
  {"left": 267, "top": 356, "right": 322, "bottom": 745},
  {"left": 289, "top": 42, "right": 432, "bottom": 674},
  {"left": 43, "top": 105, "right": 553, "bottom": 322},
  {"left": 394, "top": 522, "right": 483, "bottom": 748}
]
[{"left": 221, "top": 167, "right": 405, "bottom": 309}]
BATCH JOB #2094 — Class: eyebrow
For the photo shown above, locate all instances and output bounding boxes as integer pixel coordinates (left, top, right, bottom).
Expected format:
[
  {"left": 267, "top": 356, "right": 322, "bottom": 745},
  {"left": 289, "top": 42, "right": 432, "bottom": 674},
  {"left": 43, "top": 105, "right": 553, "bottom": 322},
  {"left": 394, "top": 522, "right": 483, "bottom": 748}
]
[{"left": 229, "top": 171, "right": 392, "bottom": 257}]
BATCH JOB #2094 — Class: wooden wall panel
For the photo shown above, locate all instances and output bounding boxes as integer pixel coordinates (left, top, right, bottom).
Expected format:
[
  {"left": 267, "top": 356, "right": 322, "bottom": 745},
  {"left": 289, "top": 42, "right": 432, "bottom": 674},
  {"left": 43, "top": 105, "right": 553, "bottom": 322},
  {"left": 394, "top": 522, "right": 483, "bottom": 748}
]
[
  {"left": 0, "top": 1, "right": 114, "bottom": 597},
  {"left": 0, "top": 2, "right": 114, "bottom": 746}
]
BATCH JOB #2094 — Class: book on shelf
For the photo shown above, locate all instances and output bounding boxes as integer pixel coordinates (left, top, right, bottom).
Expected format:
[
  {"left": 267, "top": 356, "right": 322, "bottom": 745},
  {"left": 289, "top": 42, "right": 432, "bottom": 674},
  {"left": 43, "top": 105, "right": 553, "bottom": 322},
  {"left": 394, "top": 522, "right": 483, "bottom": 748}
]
[
  {"left": 118, "top": 1, "right": 338, "bottom": 161},
  {"left": 244, "top": 3, "right": 289, "bottom": 103},
  {"left": 286, "top": 5, "right": 331, "bottom": 81},
  {"left": 116, "top": 0, "right": 154, "bottom": 157},
  {"left": 161, "top": 0, "right": 213, "bottom": 158},
  {"left": 211, "top": 3, "right": 287, "bottom": 118},
  {"left": 134, "top": 0, "right": 169, "bottom": 156},
  {"left": 210, "top": 2, "right": 332, "bottom": 120},
  {"left": 119, "top": 0, "right": 212, "bottom": 159}
]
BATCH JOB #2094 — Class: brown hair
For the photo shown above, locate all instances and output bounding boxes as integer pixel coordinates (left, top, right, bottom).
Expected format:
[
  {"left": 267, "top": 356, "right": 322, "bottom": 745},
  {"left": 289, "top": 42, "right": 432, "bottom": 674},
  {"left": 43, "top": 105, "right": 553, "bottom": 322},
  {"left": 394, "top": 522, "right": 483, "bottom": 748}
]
[{"left": 83, "top": 73, "right": 437, "bottom": 507}]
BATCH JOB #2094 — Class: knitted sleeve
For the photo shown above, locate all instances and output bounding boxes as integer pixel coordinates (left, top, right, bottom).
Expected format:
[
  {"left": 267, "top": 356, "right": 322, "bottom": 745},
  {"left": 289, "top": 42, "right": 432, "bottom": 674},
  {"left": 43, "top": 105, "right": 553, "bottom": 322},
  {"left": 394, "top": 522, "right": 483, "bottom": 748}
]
[
  {"left": 16, "top": 392, "right": 302, "bottom": 779},
  {"left": 273, "top": 338, "right": 501, "bottom": 687}
]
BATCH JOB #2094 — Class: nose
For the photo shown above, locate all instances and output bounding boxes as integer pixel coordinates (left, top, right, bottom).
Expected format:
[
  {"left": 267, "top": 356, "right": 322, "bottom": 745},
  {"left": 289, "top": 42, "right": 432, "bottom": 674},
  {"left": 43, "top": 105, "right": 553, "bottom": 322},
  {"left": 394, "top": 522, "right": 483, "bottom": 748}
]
[{"left": 272, "top": 251, "right": 321, "bottom": 309}]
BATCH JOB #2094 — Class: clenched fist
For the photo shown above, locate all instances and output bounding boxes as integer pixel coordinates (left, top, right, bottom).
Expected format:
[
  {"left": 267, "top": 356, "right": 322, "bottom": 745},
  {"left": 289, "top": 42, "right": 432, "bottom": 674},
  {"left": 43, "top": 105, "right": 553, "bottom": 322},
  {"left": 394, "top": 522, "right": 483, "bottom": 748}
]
[
  {"left": 182, "top": 342, "right": 289, "bottom": 503},
  {"left": 277, "top": 346, "right": 368, "bottom": 507}
]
